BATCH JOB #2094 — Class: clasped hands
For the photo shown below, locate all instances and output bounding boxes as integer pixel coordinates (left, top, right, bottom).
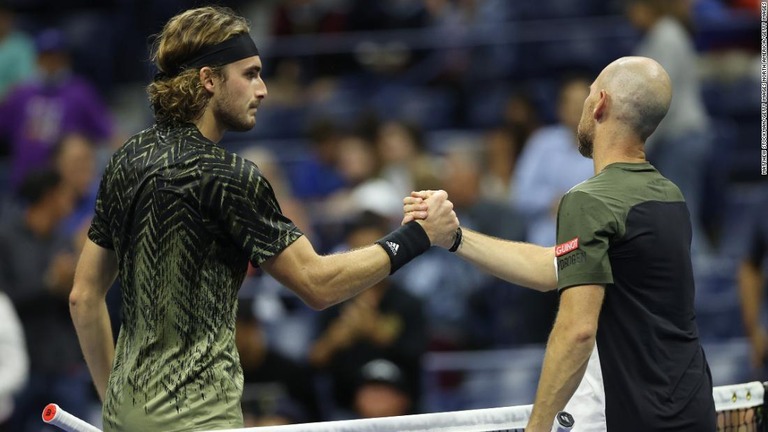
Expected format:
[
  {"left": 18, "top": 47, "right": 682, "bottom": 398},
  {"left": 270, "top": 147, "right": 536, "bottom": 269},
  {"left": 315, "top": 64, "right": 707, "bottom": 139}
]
[{"left": 401, "top": 190, "right": 460, "bottom": 250}]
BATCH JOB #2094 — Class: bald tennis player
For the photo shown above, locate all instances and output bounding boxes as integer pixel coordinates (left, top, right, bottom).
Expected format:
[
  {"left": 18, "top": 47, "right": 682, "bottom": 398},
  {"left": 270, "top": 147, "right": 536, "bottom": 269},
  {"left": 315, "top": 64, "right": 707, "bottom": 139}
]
[
  {"left": 406, "top": 57, "right": 716, "bottom": 431},
  {"left": 68, "top": 6, "right": 459, "bottom": 432}
]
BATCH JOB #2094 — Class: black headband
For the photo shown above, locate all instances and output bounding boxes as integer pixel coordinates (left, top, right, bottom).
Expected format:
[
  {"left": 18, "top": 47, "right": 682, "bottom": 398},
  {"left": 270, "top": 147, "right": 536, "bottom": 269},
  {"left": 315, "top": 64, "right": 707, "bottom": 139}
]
[{"left": 158, "top": 33, "right": 259, "bottom": 79}]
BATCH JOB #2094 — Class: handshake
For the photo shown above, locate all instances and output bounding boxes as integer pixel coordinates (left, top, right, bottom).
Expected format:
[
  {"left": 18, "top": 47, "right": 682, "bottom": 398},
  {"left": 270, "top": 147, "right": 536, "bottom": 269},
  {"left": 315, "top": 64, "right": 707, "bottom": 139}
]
[{"left": 399, "top": 190, "right": 461, "bottom": 251}]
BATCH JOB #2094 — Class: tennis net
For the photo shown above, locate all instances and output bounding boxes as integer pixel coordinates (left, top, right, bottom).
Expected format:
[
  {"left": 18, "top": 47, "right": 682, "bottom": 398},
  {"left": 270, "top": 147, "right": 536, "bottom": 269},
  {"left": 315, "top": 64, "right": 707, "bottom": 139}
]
[
  {"left": 715, "top": 381, "right": 765, "bottom": 431},
  {"left": 217, "top": 405, "right": 533, "bottom": 432},
  {"left": 45, "top": 381, "right": 767, "bottom": 432},
  {"left": 211, "top": 381, "right": 767, "bottom": 432}
]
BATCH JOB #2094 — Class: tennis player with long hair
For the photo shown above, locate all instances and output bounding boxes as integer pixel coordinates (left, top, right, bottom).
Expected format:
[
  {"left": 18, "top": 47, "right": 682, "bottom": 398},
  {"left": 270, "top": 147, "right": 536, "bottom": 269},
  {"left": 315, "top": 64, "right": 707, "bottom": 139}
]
[
  {"left": 406, "top": 57, "right": 716, "bottom": 431},
  {"left": 68, "top": 6, "right": 459, "bottom": 431}
]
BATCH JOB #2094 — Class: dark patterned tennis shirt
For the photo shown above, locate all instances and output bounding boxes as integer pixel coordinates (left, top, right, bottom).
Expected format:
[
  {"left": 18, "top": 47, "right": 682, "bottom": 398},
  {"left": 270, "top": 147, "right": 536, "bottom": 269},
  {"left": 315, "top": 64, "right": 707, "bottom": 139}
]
[{"left": 88, "top": 123, "right": 302, "bottom": 432}]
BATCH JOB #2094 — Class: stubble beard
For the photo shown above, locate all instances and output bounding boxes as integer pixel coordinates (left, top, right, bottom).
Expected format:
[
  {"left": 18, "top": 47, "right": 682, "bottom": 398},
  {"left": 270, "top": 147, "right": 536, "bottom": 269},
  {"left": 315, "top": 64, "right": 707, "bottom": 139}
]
[
  {"left": 576, "top": 123, "right": 594, "bottom": 159},
  {"left": 214, "top": 93, "right": 255, "bottom": 133}
]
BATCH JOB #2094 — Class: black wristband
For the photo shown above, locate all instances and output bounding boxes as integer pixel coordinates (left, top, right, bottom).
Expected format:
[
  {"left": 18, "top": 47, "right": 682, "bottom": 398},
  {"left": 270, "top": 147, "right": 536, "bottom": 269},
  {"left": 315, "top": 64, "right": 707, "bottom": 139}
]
[
  {"left": 376, "top": 221, "right": 431, "bottom": 274},
  {"left": 448, "top": 227, "right": 463, "bottom": 252}
]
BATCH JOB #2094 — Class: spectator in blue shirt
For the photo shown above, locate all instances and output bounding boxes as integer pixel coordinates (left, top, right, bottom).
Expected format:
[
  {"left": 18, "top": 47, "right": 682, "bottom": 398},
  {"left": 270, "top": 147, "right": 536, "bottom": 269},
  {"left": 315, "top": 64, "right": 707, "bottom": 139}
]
[{"left": 510, "top": 76, "right": 594, "bottom": 247}]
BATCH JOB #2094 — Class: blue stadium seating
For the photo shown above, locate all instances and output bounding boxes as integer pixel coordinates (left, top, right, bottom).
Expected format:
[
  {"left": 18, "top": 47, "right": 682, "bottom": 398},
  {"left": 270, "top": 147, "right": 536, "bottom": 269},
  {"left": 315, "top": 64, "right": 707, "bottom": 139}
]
[{"left": 369, "top": 84, "right": 458, "bottom": 130}]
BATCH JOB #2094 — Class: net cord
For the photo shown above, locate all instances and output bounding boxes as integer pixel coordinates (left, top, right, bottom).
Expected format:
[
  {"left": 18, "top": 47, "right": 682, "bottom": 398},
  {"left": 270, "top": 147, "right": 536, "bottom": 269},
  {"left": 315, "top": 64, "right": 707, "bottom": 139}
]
[
  {"left": 211, "top": 405, "right": 532, "bottom": 432},
  {"left": 42, "top": 382, "right": 768, "bottom": 432},
  {"left": 712, "top": 381, "right": 765, "bottom": 412}
]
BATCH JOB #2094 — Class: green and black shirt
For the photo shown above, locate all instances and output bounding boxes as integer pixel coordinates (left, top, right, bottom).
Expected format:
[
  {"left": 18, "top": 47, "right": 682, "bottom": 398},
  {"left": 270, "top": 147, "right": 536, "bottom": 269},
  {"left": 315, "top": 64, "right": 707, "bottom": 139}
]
[
  {"left": 89, "top": 123, "right": 302, "bottom": 432},
  {"left": 555, "top": 162, "right": 715, "bottom": 431}
]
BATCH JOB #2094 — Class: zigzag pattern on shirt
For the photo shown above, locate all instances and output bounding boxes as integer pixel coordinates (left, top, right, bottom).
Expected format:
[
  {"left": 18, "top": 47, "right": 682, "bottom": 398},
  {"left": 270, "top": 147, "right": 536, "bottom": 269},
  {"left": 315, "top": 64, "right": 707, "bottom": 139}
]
[{"left": 90, "top": 124, "right": 302, "bottom": 430}]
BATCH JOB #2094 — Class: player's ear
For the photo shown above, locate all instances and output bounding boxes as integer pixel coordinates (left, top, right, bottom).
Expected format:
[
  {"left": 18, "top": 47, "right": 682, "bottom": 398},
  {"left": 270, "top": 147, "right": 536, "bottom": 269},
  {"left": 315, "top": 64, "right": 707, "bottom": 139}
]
[
  {"left": 199, "top": 67, "right": 216, "bottom": 94},
  {"left": 593, "top": 90, "right": 608, "bottom": 121}
]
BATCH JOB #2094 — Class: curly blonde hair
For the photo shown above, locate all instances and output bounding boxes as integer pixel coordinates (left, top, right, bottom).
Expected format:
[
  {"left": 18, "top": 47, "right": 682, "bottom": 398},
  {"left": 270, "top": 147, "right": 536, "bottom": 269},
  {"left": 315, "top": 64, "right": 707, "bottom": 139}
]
[{"left": 147, "top": 6, "right": 250, "bottom": 125}]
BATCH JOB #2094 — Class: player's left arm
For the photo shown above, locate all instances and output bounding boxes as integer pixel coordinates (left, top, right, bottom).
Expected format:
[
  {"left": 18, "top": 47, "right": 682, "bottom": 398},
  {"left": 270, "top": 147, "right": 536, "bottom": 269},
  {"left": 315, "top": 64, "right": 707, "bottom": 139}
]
[
  {"left": 527, "top": 283, "right": 605, "bottom": 431},
  {"left": 69, "top": 239, "right": 118, "bottom": 402}
]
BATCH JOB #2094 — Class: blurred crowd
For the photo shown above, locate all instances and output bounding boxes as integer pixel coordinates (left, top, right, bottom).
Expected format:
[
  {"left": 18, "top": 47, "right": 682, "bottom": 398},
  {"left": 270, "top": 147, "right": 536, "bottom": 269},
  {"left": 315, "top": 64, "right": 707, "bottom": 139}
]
[{"left": 0, "top": 0, "right": 763, "bottom": 429}]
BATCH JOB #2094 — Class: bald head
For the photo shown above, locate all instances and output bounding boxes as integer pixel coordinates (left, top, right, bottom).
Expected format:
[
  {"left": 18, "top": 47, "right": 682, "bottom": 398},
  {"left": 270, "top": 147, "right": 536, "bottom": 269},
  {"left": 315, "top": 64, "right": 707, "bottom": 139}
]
[{"left": 596, "top": 56, "right": 672, "bottom": 141}]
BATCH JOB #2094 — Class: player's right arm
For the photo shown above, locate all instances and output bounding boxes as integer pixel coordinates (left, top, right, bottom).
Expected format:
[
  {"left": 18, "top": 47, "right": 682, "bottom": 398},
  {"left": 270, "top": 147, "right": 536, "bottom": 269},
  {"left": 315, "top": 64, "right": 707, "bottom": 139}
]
[
  {"left": 69, "top": 239, "right": 118, "bottom": 402},
  {"left": 262, "top": 190, "right": 458, "bottom": 310},
  {"left": 202, "top": 158, "right": 458, "bottom": 310},
  {"left": 261, "top": 236, "right": 391, "bottom": 310},
  {"left": 404, "top": 193, "right": 557, "bottom": 291}
]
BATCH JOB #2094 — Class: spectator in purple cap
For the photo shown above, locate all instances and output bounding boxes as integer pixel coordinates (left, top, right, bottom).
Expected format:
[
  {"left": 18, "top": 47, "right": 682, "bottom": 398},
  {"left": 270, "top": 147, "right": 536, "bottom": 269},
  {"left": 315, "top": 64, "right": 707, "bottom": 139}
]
[{"left": 0, "top": 28, "right": 115, "bottom": 189}]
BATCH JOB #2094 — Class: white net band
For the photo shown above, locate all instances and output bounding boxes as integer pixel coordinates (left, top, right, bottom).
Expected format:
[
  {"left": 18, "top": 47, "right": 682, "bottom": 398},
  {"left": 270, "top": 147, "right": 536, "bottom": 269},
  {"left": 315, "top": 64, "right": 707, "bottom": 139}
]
[
  {"left": 712, "top": 380, "right": 765, "bottom": 411},
  {"left": 44, "top": 382, "right": 766, "bottom": 432},
  {"left": 208, "top": 405, "right": 532, "bottom": 432}
]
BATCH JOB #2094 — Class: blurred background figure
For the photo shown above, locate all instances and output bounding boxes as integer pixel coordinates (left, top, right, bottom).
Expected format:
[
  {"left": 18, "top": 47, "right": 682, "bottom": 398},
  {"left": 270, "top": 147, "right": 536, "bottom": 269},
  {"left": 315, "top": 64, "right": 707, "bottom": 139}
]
[
  {"left": 511, "top": 76, "right": 594, "bottom": 247},
  {"left": 322, "top": 133, "right": 403, "bottom": 223},
  {"left": 309, "top": 212, "right": 427, "bottom": 418},
  {"left": 281, "top": 119, "right": 347, "bottom": 251},
  {"left": 236, "top": 302, "right": 320, "bottom": 427},
  {"left": 0, "top": 290, "right": 28, "bottom": 432},
  {"left": 393, "top": 143, "right": 515, "bottom": 353},
  {"left": 438, "top": 144, "right": 557, "bottom": 348},
  {"left": 375, "top": 120, "right": 441, "bottom": 199},
  {"left": 0, "top": 169, "right": 92, "bottom": 432},
  {"left": 441, "top": 144, "right": 525, "bottom": 247},
  {"left": 738, "top": 193, "right": 768, "bottom": 380},
  {"left": 51, "top": 132, "right": 97, "bottom": 250},
  {"left": 627, "top": 0, "right": 713, "bottom": 256},
  {"left": 0, "top": 3, "right": 34, "bottom": 102},
  {"left": 502, "top": 91, "right": 541, "bottom": 151},
  {"left": 0, "top": 28, "right": 114, "bottom": 190},
  {"left": 480, "top": 127, "right": 523, "bottom": 203},
  {"left": 288, "top": 118, "right": 346, "bottom": 204},
  {"left": 353, "top": 358, "right": 415, "bottom": 419}
]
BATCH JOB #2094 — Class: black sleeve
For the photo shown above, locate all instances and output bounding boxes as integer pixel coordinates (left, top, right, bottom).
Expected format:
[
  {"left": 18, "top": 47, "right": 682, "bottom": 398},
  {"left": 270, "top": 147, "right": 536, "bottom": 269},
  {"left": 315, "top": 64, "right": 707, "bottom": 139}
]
[{"left": 87, "top": 158, "right": 115, "bottom": 249}]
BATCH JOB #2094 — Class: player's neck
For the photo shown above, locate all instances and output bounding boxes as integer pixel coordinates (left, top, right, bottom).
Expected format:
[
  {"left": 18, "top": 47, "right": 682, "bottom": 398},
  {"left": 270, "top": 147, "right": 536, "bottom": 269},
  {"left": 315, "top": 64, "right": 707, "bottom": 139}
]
[
  {"left": 194, "top": 110, "right": 225, "bottom": 143},
  {"left": 592, "top": 128, "right": 646, "bottom": 173}
]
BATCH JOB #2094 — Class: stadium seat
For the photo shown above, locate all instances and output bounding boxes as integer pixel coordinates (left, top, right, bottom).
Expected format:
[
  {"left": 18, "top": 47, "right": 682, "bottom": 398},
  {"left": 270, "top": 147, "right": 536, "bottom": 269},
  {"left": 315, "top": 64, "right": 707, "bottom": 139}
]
[{"left": 369, "top": 85, "right": 458, "bottom": 130}]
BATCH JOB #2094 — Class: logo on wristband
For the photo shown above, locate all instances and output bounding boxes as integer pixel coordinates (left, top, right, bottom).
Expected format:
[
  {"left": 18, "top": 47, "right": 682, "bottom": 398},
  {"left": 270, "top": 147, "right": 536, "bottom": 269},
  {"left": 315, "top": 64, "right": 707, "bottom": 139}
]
[{"left": 386, "top": 241, "right": 400, "bottom": 255}]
